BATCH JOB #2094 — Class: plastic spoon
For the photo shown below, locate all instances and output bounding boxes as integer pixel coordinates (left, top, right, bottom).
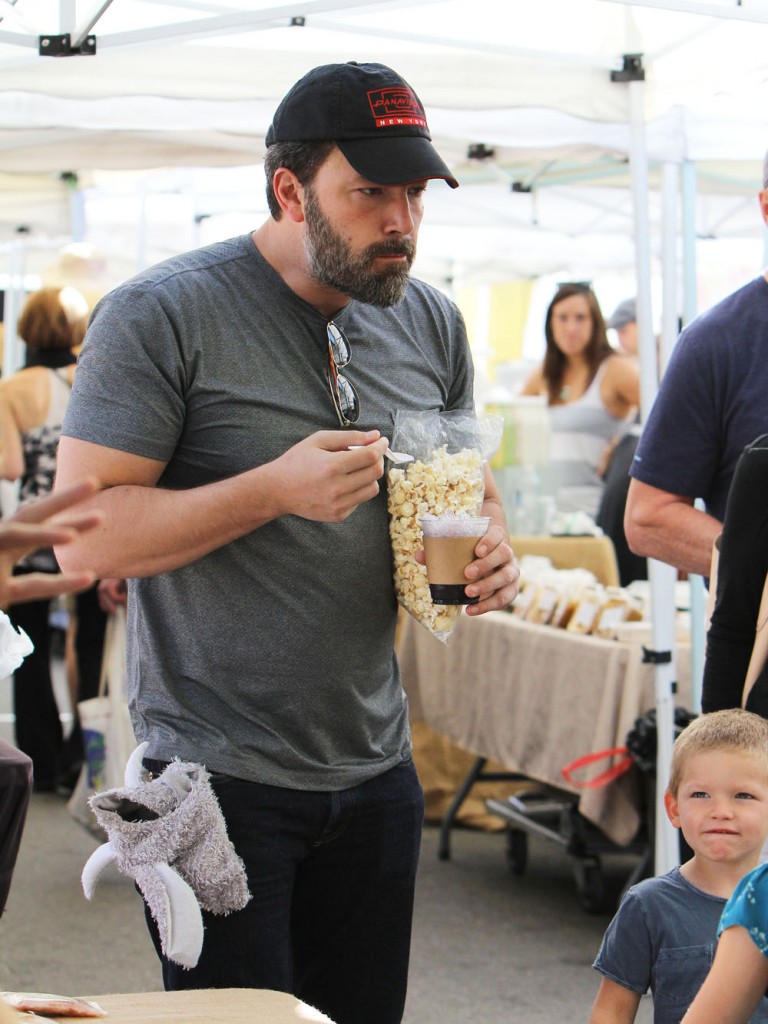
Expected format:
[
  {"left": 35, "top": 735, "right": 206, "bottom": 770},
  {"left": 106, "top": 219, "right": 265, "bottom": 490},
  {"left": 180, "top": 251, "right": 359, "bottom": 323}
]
[{"left": 348, "top": 445, "right": 413, "bottom": 464}]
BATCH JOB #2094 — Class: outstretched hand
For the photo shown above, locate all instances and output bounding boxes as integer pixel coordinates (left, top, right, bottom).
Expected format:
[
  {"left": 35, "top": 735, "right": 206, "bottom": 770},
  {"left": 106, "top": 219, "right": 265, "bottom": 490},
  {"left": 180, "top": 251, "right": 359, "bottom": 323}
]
[{"left": 0, "top": 478, "right": 104, "bottom": 609}]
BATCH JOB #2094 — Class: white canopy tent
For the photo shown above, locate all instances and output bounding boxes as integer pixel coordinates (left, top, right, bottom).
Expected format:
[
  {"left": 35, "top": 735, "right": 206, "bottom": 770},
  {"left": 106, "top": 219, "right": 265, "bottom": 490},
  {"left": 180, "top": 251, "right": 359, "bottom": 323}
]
[
  {"left": 2, "top": 0, "right": 768, "bottom": 873},
  {"left": 0, "top": 0, "right": 767, "bottom": 286}
]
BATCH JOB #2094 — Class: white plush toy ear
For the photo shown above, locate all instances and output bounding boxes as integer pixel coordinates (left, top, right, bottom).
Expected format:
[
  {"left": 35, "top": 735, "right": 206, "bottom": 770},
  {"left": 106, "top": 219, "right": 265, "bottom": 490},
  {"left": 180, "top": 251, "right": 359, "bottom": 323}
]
[
  {"left": 81, "top": 743, "right": 147, "bottom": 901},
  {"left": 80, "top": 741, "right": 231, "bottom": 970},
  {"left": 81, "top": 845, "right": 205, "bottom": 968},
  {"left": 125, "top": 741, "right": 149, "bottom": 786},
  {"left": 81, "top": 843, "right": 118, "bottom": 900},
  {"left": 153, "top": 862, "right": 204, "bottom": 969}
]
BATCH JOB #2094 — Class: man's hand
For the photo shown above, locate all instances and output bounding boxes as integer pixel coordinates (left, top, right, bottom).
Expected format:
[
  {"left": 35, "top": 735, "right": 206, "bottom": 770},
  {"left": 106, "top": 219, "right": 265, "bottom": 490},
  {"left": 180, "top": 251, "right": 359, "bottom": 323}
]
[
  {"left": 413, "top": 519, "right": 520, "bottom": 614},
  {"left": 0, "top": 479, "right": 103, "bottom": 609},
  {"left": 462, "top": 523, "right": 519, "bottom": 615},
  {"left": 266, "top": 430, "right": 389, "bottom": 522}
]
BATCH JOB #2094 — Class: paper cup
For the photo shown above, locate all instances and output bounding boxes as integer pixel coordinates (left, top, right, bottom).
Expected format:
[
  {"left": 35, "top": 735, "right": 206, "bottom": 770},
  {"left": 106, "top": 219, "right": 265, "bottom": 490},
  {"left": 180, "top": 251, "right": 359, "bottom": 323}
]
[{"left": 421, "top": 513, "right": 490, "bottom": 605}]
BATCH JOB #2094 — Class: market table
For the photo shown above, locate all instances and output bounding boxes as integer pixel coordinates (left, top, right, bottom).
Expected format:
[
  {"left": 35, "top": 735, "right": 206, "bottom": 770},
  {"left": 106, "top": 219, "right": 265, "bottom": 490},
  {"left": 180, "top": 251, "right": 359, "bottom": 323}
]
[
  {"left": 508, "top": 534, "right": 620, "bottom": 586},
  {"left": 399, "top": 610, "right": 692, "bottom": 852},
  {"left": 39, "top": 988, "right": 334, "bottom": 1023},
  {"left": 403, "top": 532, "right": 622, "bottom": 827}
]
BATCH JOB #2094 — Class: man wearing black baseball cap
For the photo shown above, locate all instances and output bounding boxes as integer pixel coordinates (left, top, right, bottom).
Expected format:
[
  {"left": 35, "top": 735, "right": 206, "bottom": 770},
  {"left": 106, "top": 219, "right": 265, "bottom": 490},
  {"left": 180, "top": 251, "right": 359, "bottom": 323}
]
[
  {"left": 54, "top": 61, "right": 517, "bottom": 1024},
  {"left": 265, "top": 61, "right": 459, "bottom": 189}
]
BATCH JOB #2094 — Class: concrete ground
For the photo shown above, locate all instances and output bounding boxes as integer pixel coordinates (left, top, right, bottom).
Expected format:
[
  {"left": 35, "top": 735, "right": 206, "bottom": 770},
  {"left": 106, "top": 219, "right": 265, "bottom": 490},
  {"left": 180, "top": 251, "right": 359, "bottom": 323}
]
[
  {"left": 0, "top": 786, "right": 653, "bottom": 1023},
  {"left": 0, "top": 656, "right": 654, "bottom": 1022}
]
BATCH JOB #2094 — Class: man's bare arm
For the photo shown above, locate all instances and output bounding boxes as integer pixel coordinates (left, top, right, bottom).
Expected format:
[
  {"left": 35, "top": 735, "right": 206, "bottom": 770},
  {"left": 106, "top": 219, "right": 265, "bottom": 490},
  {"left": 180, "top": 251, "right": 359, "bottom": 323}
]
[
  {"left": 624, "top": 478, "right": 721, "bottom": 576},
  {"left": 54, "top": 431, "right": 389, "bottom": 579}
]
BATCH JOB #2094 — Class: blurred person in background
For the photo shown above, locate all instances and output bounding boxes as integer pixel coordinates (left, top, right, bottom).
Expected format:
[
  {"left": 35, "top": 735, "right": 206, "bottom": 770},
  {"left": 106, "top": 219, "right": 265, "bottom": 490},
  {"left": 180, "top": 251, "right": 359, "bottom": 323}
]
[
  {"left": 595, "top": 297, "right": 647, "bottom": 585},
  {"left": 521, "top": 283, "right": 640, "bottom": 536},
  {"left": 0, "top": 478, "right": 102, "bottom": 918},
  {"left": 0, "top": 287, "right": 107, "bottom": 792},
  {"left": 607, "top": 297, "right": 639, "bottom": 357}
]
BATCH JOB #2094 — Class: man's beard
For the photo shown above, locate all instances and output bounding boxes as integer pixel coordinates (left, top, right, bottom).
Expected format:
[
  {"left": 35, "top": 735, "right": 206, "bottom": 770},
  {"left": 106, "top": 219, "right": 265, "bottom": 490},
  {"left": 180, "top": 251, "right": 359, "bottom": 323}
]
[{"left": 303, "top": 187, "right": 415, "bottom": 307}]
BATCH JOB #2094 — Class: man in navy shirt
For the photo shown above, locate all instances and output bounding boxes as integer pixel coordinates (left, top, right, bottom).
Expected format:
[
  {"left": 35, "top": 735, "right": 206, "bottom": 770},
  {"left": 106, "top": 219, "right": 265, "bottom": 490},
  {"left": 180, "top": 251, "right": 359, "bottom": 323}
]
[{"left": 625, "top": 150, "right": 768, "bottom": 576}]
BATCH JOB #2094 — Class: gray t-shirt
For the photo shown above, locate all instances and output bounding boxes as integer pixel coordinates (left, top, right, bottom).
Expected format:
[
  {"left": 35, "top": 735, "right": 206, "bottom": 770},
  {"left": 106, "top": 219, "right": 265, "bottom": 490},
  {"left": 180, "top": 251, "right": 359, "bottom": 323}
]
[
  {"left": 63, "top": 233, "right": 474, "bottom": 790},
  {"left": 593, "top": 866, "right": 768, "bottom": 1024}
]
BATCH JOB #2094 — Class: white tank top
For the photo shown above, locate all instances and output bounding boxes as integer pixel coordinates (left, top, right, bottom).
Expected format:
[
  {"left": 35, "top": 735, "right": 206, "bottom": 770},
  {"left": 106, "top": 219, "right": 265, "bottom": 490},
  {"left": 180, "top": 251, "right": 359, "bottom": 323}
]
[{"left": 544, "top": 364, "right": 628, "bottom": 518}]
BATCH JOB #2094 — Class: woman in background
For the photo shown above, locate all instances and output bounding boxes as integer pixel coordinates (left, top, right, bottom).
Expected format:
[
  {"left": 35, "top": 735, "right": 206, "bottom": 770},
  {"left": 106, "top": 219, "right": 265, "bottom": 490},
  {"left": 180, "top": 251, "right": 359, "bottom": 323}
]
[
  {"left": 0, "top": 287, "right": 107, "bottom": 791},
  {"left": 522, "top": 282, "right": 640, "bottom": 524}
]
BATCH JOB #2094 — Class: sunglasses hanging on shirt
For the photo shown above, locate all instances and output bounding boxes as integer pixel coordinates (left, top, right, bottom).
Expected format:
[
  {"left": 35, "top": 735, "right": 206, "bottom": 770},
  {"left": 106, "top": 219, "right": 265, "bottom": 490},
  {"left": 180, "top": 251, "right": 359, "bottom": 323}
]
[{"left": 326, "top": 321, "right": 360, "bottom": 427}]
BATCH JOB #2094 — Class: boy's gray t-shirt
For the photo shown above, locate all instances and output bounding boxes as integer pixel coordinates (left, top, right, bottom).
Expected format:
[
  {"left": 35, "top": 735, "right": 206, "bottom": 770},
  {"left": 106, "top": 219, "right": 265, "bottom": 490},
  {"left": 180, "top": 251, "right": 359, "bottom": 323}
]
[
  {"left": 63, "top": 233, "right": 474, "bottom": 789},
  {"left": 593, "top": 866, "right": 768, "bottom": 1023}
]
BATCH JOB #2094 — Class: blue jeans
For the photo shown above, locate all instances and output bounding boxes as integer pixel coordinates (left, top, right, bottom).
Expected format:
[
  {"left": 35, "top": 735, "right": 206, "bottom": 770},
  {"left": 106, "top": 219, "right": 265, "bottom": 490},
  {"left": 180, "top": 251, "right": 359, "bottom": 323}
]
[{"left": 142, "top": 757, "right": 424, "bottom": 1024}]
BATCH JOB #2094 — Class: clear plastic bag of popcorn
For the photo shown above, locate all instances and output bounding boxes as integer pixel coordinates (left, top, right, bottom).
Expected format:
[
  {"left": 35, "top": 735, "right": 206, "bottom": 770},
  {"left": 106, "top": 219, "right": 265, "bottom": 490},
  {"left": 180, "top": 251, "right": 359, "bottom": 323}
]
[{"left": 387, "top": 410, "right": 503, "bottom": 642}]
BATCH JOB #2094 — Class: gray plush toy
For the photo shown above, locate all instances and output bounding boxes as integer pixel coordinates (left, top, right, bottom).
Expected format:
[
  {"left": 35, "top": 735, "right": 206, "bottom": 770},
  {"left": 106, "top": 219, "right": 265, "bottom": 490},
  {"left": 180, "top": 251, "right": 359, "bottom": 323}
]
[{"left": 82, "top": 743, "right": 251, "bottom": 968}]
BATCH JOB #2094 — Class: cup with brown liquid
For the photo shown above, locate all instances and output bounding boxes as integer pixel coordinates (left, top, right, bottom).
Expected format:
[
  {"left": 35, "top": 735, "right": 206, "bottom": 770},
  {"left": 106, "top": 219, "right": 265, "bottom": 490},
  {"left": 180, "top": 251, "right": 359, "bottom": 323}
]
[{"left": 421, "top": 513, "right": 491, "bottom": 605}]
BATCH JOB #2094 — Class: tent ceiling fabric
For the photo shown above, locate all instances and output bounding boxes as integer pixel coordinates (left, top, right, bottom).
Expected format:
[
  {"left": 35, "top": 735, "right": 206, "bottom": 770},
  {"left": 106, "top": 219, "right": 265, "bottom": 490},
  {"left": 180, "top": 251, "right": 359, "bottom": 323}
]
[{"left": 1, "top": 0, "right": 767, "bottom": 285}]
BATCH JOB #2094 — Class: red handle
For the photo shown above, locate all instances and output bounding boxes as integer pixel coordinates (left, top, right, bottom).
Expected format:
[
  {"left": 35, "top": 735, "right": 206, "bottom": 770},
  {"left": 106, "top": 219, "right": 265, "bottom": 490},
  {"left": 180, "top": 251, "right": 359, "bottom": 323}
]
[{"left": 561, "top": 746, "right": 634, "bottom": 788}]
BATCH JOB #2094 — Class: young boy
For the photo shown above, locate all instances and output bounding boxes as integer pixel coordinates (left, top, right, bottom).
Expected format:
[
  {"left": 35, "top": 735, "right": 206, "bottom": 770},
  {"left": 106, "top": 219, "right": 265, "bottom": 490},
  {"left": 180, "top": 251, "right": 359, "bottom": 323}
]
[{"left": 590, "top": 708, "right": 768, "bottom": 1024}]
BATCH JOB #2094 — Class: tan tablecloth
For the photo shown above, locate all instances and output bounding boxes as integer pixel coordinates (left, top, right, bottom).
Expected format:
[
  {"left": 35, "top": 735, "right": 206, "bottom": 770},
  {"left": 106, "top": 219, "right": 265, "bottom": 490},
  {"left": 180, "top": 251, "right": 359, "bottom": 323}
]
[
  {"left": 410, "top": 720, "right": 527, "bottom": 828},
  {"left": 40, "top": 989, "right": 333, "bottom": 1024},
  {"left": 401, "top": 533, "right": 620, "bottom": 827},
  {"left": 400, "top": 610, "right": 691, "bottom": 847}
]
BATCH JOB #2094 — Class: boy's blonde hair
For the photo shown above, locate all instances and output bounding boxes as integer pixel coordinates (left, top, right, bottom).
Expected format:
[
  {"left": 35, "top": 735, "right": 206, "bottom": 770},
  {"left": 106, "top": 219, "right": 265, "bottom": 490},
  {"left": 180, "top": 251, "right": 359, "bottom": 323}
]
[{"left": 667, "top": 709, "right": 768, "bottom": 797}]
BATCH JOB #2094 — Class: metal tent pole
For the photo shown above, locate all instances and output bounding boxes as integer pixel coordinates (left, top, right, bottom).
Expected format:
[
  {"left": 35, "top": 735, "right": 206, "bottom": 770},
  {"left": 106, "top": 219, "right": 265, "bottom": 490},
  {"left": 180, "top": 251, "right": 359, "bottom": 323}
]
[{"left": 614, "top": 54, "right": 679, "bottom": 875}]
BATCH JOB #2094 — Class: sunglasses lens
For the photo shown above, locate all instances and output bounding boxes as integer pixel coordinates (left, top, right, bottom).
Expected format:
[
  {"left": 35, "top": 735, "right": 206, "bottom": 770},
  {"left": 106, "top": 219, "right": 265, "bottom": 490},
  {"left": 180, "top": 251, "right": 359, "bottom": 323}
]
[
  {"left": 331, "top": 371, "right": 360, "bottom": 424},
  {"left": 327, "top": 322, "right": 351, "bottom": 368}
]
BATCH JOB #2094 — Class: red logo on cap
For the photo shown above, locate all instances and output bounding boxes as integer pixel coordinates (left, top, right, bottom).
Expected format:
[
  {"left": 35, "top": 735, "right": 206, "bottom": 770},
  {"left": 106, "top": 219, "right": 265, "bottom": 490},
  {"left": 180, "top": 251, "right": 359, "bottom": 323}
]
[{"left": 367, "top": 87, "right": 427, "bottom": 130}]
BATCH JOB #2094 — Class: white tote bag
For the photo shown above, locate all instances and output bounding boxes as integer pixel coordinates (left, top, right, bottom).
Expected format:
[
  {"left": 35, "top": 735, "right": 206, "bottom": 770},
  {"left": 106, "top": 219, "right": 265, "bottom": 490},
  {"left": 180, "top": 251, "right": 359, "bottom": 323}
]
[{"left": 67, "top": 606, "right": 136, "bottom": 831}]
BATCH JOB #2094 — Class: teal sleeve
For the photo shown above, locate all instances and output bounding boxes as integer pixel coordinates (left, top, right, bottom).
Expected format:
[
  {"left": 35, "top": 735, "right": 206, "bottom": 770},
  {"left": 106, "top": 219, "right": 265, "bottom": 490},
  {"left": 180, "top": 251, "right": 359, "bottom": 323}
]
[{"left": 719, "top": 863, "right": 768, "bottom": 958}]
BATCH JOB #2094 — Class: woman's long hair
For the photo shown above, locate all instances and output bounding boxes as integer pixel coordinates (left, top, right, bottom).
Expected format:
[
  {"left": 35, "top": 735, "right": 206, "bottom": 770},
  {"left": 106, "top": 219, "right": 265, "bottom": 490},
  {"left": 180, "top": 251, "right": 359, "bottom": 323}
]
[{"left": 542, "top": 283, "right": 612, "bottom": 404}]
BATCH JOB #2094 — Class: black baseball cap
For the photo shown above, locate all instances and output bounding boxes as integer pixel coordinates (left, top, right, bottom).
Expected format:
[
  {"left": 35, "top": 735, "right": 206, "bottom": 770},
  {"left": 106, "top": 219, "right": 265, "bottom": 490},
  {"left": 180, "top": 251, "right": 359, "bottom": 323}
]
[{"left": 266, "top": 61, "right": 458, "bottom": 189}]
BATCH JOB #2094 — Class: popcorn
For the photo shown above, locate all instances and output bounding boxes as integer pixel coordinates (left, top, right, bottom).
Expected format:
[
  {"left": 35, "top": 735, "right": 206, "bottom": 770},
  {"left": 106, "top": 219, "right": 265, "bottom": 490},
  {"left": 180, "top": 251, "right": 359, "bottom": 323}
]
[{"left": 387, "top": 445, "right": 485, "bottom": 640}]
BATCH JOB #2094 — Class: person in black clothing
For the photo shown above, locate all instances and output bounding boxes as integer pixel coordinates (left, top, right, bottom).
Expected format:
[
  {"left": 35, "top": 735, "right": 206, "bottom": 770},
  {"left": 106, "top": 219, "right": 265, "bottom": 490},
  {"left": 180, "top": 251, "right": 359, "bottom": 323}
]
[
  {"left": 703, "top": 433, "right": 768, "bottom": 717},
  {"left": 595, "top": 298, "right": 647, "bottom": 587},
  {"left": 596, "top": 426, "right": 647, "bottom": 587}
]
